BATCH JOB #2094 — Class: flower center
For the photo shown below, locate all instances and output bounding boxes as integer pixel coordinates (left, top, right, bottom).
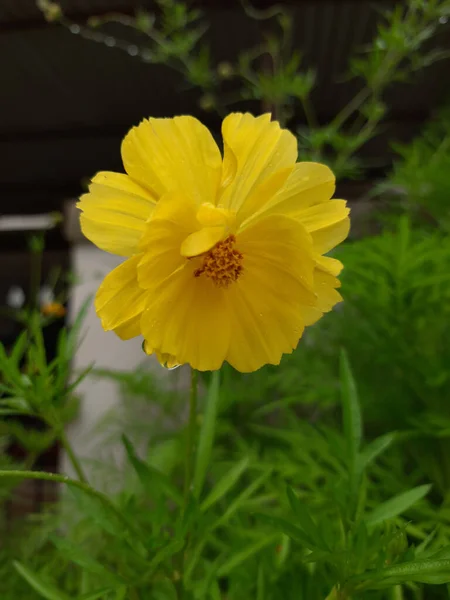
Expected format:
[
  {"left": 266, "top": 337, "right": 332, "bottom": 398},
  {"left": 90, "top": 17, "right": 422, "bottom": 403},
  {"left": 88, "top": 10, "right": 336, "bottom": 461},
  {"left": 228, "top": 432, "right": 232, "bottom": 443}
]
[{"left": 194, "top": 235, "right": 243, "bottom": 288}]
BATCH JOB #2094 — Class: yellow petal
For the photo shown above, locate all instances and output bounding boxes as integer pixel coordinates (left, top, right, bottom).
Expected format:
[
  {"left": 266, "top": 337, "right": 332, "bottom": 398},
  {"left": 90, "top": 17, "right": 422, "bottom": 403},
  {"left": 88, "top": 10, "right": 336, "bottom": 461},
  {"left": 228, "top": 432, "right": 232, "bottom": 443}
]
[
  {"left": 311, "top": 216, "right": 351, "bottom": 255},
  {"left": 238, "top": 214, "right": 316, "bottom": 300},
  {"left": 196, "top": 202, "right": 235, "bottom": 228},
  {"left": 302, "top": 265, "right": 343, "bottom": 326},
  {"left": 264, "top": 162, "right": 336, "bottom": 217},
  {"left": 314, "top": 269, "right": 343, "bottom": 312},
  {"left": 180, "top": 226, "right": 225, "bottom": 258},
  {"left": 121, "top": 116, "right": 222, "bottom": 203},
  {"left": 143, "top": 342, "right": 181, "bottom": 370},
  {"left": 297, "top": 200, "right": 349, "bottom": 232},
  {"left": 225, "top": 215, "right": 317, "bottom": 372},
  {"left": 141, "top": 263, "right": 232, "bottom": 371},
  {"left": 219, "top": 113, "right": 297, "bottom": 215},
  {"left": 95, "top": 254, "right": 147, "bottom": 339},
  {"left": 237, "top": 167, "right": 293, "bottom": 226},
  {"left": 315, "top": 255, "right": 344, "bottom": 276},
  {"left": 78, "top": 172, "right": 156, "bottom": 256},
  {"left": 137, "top": 191, "right": 198, "bottom": 288}
]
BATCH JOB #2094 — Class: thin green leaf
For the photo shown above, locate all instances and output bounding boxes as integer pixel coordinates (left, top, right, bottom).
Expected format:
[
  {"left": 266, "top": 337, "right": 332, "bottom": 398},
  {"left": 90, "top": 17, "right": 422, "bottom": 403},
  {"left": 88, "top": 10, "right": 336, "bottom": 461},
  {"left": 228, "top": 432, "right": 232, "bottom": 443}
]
[
  {"left": 286, "top": 486, "right": 326, "bottom": 548},
  {"left": 213, "top": 470, "right": 272, "bottom": 530},
  {"left": 79, "top": 589, "right": 114, "bottom": 600},
  {"left": 217, "top": 534, "right": 279, "bottom": 577},
  {"left": 254, "top": 514, "right": 315, "bottom": 548},
  {"left": 51, "top": 535, "right": 123, "bottom": 584},
  {"left": 366, "top": 484, "right": 431, "bottom": 526},
  {"left": 147, "top": 540, "right": 184, "bottom": 574},
  {"left": 200, "top": 456, "right": 249, "bottom": 512},
  {"left": 359, "top": 432, "right": 397, "bottom": 469},
  {"left": 122, "top": 435, "right": 182, "bottom": 505},
  {"left": 340, "top": 349, "right": 362, "bottom": 505},
  {"left": 13, "top": 561, "right": 71, "bottom": 600},
  {"left": 358, "top": 558, "right": 450, "bottom": 586},
  {"left": 193, "top": 371, "right": 220, "bottom": 499},
  {"left": 340, "top": 349, "right": 362, "bottom": 460}
]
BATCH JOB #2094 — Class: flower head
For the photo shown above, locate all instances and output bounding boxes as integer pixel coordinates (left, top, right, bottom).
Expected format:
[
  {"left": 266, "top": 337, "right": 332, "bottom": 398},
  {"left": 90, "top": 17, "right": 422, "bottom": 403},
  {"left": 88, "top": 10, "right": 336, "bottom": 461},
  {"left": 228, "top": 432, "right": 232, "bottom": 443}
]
[
  {"left": 78, "top": 113, "right": 350, "bottom": 372},
  {"left": 41, "top": 302, "right": 66, "bottom": 318}
]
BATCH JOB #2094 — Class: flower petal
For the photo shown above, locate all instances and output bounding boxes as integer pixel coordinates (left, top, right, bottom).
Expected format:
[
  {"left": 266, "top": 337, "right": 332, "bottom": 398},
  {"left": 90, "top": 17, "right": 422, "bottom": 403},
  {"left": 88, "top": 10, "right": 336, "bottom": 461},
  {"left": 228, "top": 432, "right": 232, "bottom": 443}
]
[
  {"left": 314, "top": 269, "right": 343, "bottom": 312},
  {"left": 315, "top": 255, "right": 344, "bottom": 276},
  {"left": 78, "top": 172, "right": 156, "bottom": 256},
  {"left": 137, "top": 191, "right": 198, "bottom": 289},
  {"left": 220, "top": 113, "right": 297, "bottom": 216},
  {"left": 95, "top": 254, "right": 147, "bottom": 340},
  {"left": 141, "top": 264, "right": 232, "bottom": 371},
  {"left": 311, "top": 215, "right": 351, "bottom": 255},
  {"left": 180, "top": 226, "right": 225, "bottom": 258},
  {"left": 238, "top": 214, "right": 316, "bottom": 299},
  {"left": 121, "top": 116, "right": 222, "bottom": 203},
  {"left": 225, "top": 215, "right": 316, "bottom": 372},
  {"left": 263, "top": 162, "right": 336, "bottom": 217}
]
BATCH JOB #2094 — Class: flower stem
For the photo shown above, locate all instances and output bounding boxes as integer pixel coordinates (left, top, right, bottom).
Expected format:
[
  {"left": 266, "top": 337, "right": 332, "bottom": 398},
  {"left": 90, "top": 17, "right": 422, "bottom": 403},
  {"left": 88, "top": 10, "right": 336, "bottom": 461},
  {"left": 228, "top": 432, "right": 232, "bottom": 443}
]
[
  {"left": 0, "top": 469, "right": 141, "bottom": 539},
  {"left": 184, "top": 368, "right": 198, "bottom": 503},
  {"left": 58, "top": 427, "right": 89, "bottom": 484}
]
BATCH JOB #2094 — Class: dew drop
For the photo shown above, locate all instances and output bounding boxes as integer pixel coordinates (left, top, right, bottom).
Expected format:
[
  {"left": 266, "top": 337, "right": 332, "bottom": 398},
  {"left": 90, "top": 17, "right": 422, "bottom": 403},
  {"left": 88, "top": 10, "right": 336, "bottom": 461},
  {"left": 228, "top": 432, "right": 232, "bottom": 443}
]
[
  {"left": 104, "top": 36, "right": 116, "bottom": 47},
  {"left": 164, "top": 364, "right": 181, "bottom": 371},
  {"left": 127, "top": 44, "right": 139, "bottom": 56},
  {"left": 439, "top": 16, "right": 448, "bottom": 24},
  {"left": 69, "top": 24, "right": 80, "bottom": 34}
]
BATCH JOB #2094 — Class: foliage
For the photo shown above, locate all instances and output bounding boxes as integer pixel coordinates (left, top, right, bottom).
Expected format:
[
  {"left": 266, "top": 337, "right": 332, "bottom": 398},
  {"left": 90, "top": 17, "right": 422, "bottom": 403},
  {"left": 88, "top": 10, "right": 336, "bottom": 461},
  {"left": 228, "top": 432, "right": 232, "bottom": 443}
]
[
  {"left": 38, "top": 0, "right": 450, "bottom": 179},
  {"left": 2, "top": 359, "right": 450, "bottom": 599},
  {"left": 2, "top": 1, "right": 448, "bottom": 599},
  {"left": 379, "top": 105, "right": 450, "bottom": 230}
]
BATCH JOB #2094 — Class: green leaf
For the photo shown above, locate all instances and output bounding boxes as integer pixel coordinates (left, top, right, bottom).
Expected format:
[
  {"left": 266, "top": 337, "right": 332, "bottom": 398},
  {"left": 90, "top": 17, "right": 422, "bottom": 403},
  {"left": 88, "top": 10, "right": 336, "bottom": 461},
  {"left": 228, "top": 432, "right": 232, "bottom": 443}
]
[
  {"left": 193, "top": 371, "right": 220, "bottom": 498},
  {"left": 217, "top": 534, "right": 278, "bottom": 577},
  {"left": 213, "top": 470, "right": 272, "bottom": 530},
  {"left": 340, "top": 349, "right": 362, "bottom": 461},
  {"left": 200, "top": 456, "right": 249, "bottom": 512},
  {"left": 13, "top": 561, "right": 71, "bottom": 600},
  {"left": 79, "top": 590, "right": 114, "bottom": 600},
  {"left": 286, "top": 486, "right": 326, "bottom": 548},
  {"left": 147, "top": 540, "right": 185, "bottom": 574},
  {"left": 359, "top": 432, "right": 397, "bottom": 469},
  {"left": 340, "top": 349, "right": 362, "bottom": 504},
  {"left": 360, "top": 558, "right": 450, "bottom": 586},
  {"left": 51, "top": 535, "right": 123, "bottom": 584},
  {"left": 254, "top": 514, "right": 315, "bottom": 548},
  {"left": 122, "top": 435, "right": 182, "bottom": 505},
  {"left": 366, "top": 484, "right": 431, "bottom": 526}
]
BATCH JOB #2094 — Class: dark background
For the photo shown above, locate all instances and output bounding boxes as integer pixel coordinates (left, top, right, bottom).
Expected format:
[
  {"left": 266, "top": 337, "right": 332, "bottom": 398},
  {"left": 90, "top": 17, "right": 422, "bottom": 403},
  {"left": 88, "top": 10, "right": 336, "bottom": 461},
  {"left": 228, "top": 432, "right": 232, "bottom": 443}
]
[{"left": 1, "top": 0, "right": 450, "bottom": 218}]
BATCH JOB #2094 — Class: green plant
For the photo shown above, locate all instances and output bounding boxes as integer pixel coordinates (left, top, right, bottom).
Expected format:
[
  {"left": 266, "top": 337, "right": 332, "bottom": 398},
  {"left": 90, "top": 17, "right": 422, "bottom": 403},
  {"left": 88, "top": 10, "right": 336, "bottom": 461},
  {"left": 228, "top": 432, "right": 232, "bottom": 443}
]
[
  {"left": 380, "top": 104, "right": 450, "bottom": 230},
  {"left": 2, "top": 355, "right": 450, "bottom": 599},
  {"left": 38, "top": 0, "right": 450, "bottom": 179}
]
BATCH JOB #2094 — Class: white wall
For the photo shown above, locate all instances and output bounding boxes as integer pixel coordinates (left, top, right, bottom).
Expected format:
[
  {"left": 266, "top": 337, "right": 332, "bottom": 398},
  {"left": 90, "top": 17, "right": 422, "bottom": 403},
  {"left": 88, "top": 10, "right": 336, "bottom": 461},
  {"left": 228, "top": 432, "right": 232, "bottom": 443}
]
[{"left": 63, "top": 245, "right": 148, "bottom": 479}]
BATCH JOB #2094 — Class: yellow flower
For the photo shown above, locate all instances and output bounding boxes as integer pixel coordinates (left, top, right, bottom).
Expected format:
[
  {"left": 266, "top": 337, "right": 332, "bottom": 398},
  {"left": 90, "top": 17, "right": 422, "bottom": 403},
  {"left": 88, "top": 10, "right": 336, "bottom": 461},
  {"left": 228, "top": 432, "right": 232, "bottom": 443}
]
[
  {"left": 78, "top": 113, "right": 349, "bottom": 372},
  {"left": 41, "top": 302, "right": 66, "bottom": 318}
]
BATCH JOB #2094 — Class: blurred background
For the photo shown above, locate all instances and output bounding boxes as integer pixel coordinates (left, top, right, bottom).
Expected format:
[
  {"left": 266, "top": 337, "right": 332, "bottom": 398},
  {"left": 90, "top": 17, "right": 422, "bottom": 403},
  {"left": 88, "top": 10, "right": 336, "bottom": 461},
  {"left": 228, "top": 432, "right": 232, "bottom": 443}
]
[{"left": 1, "top": 1, "right": 450, "bottom": 595}]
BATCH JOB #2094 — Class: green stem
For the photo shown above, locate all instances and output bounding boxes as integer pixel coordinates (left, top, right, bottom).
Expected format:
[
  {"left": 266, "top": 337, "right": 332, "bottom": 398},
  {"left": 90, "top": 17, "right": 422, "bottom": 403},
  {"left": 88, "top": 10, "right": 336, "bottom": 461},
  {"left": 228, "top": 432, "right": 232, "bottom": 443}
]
[
  {"left": 184, "top": 369, "right": 198, "bottom": 503},
  {"left": 300, "top": 95, "right": 317, "bottom": 129},
  {"left": 58, "top": 427, "right": 89, "bottom": 484},
  {"left": 0, "top": 469, "right": 140, "bottom": 539}
]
